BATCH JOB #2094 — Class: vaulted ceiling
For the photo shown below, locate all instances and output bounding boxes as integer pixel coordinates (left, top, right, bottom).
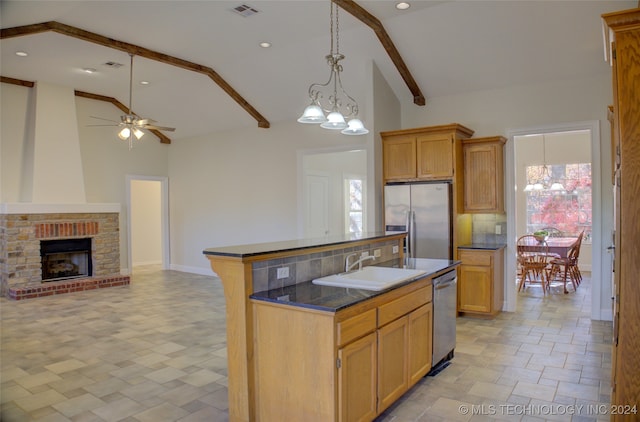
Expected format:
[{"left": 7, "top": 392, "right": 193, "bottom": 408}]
[{"left": 1, "top": 1, "right": 635, "bottom": 141}]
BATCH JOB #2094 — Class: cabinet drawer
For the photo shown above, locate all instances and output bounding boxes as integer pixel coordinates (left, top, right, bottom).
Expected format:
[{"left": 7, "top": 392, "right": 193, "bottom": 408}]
[
  {"left": 459, "top": 250, "right": 492, "bottom": 266},
  {"left": 378, "top": 286, "right": 431, "bottom": 327},
  {"left": 337, "top": 308, "right": 377, "bottom": 347}
]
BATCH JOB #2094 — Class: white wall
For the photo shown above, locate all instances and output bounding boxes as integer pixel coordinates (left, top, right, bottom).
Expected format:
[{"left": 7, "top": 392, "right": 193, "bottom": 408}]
[{"left": 167, "top": 121, "right": 371, "bottom": 273}]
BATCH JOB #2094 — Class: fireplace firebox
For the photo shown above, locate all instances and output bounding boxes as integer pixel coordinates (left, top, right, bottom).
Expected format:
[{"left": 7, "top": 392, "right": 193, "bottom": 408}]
[{"left": 40, "top": 238, "right": 92, "bottom": 282}]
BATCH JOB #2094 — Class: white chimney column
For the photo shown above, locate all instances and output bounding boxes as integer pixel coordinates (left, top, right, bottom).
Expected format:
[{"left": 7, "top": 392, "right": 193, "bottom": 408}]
[{"left": 21, "top": 82, "right": 86, "bottom": 204}]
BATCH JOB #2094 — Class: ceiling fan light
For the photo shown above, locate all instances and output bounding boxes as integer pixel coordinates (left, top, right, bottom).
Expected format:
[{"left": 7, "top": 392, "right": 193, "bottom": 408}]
[
  {"left": 320, "top": 111, "right": 347, "bottom": 130},
  {"left": 533, "top": 183, "right": 544, "bottom": 191},
  {"left": 297, "top": 104, "right": 327, "bottom": 124},
  {"left": 341, "top": 118, "right": 369, "bottom": 135},
  {"left": 118, "top": 127, "right": 131, "bottom": 140},
  {"left": 550, "top": 182, "right": 565, "bottom": 191},
  {"left": 133, "top": 128, "right": 145, "bottom": 140}
]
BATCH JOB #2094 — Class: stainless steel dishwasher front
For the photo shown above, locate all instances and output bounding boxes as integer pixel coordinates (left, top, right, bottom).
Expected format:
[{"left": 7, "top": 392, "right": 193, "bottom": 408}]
[{"left": 431, "top": 269, "right": 457, "bottom": 373}]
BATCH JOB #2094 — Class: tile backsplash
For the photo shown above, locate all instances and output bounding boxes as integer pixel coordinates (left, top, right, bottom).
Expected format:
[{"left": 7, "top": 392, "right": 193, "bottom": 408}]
[
  {"left": 251, "top": 239, "right": 400, "bottom": 293},
  {"left": 471, "top": 214, "right": 507, "bottom": 244}
]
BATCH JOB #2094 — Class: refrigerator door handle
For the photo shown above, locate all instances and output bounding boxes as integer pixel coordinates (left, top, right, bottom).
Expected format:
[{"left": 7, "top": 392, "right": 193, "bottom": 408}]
[
  {"left": 407, "top": 210, "right": 416, "bottom": 259},
  {"left": 405, "top": 211, "right": 411, "bottom": 258},
  {"left": 411, "top": 210, "right": 417, "bottom": 258}
]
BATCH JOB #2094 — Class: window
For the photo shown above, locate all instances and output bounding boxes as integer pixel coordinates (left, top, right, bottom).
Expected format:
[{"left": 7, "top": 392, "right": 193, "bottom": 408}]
[
  {"left": 345, "top": 177, "right": 364, "bottom": 234},
  {"left": 525, "top": 163, "right": 591, "bottom": 241}
]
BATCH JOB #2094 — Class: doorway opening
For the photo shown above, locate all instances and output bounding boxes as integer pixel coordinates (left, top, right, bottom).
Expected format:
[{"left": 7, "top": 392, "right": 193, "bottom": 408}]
[
  {"left": 506, "top": 121, "right": 609, "bottom": 320},
  {"left": 126, "top": 175, "right": 170, "bottom": 272},
  {"left": 299, "top": 149, "right": 367, "bottom": 238}
]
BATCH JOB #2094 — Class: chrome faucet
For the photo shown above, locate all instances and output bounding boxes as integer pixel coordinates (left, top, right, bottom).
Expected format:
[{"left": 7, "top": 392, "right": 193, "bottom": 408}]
[{"left": 345, "top": 253, "right": 376, "bottom": 272}]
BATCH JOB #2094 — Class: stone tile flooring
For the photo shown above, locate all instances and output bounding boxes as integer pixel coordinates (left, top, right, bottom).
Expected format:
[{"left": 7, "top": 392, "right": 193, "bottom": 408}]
[{"left": 1, "top": 267, "right": 612, "bottom": 421}]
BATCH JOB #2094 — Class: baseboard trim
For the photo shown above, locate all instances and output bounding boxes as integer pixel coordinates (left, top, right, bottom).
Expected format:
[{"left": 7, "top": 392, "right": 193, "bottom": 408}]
[{"left": 169, "top": 264, "right": 218, "bottom": 277}]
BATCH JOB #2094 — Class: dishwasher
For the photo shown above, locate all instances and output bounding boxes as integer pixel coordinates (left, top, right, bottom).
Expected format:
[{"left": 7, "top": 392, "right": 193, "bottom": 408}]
[{"left": 429, "top": 269, "right": 457, "bottom": 375}]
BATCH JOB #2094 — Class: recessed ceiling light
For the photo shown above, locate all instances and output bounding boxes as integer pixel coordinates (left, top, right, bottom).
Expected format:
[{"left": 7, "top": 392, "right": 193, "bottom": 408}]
[
  {"left": 140, "top": 81, "right": 150, "bottom": 85},
  {"left": 15, "top": 51, "right": 28, "bottom": 57},
  {"left": 396, "top": 2, "right": 410, "bottom": 10},
  {"left": 259, "top": 42, "right": 271, "bottom": 48},
  {"left": 82, "top": 68, "right": 97, "bottom": 74}
]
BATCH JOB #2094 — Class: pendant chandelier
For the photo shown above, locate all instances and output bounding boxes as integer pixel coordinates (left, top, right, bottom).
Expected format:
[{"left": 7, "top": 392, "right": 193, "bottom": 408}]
[
  {"left": 297, "top": 1, "right": 369, "bottom": 135},
  {"left": 523, "top": 134, "right": 565, "bottom": 192}
]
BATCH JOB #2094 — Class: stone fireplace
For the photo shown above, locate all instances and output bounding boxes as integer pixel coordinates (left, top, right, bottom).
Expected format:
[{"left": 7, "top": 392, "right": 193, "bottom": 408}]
[
  {"left": 0, "top": 206, "right": 130, "bottom": 300},
  {"left": 0, "top": 83, "right": 131, "bottom": 300}
]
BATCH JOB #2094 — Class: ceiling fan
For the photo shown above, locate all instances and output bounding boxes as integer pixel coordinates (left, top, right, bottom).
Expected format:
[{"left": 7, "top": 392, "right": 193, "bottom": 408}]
[{"left": 90, "top": 53, "right": 175, "bottom": 149}]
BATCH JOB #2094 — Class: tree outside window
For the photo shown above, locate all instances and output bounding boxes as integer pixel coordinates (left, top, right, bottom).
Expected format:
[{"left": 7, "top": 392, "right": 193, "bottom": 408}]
[
  {"left": 345, "top": 178, "right": 364, "bottom": 234},
  {"left": 525, "top": 163, "right": 592, "bottom": 242}
]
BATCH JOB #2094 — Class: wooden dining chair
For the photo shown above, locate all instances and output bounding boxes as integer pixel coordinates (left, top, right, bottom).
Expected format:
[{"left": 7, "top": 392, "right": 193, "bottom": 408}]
[
  {"left": 548, "top": 231, "right": 584, "bottom": 294},
  {"left": 517, "top": 235, "right": 551, "bottom": 295}
]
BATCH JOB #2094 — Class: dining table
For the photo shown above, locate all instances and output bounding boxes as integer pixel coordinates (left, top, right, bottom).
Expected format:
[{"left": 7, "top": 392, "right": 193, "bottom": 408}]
[
  {"left": 518, "top": 236, "right": 580, "bottom": 258},
  {"left": 541, "top": 237, "right": 580, "bottom": 258},
  {"left": 518, "top": 236, "right": 581, "bottom": 294}
]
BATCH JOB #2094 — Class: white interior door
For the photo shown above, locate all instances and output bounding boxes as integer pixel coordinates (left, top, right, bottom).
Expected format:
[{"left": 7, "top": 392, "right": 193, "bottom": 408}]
[{"left": 305, "top": 173, "right": 329, "bottom": 238}]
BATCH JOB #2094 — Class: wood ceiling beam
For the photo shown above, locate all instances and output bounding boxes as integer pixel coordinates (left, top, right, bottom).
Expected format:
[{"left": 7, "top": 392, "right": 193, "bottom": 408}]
[
  {"left": 0, "top": 76, "right": 172, "bottom": 144},
  {"left": 333, "top": 0, "right": 426, "bottom": 106},
  {"left": 1, "top": 21, "right": 271, "bottom": 129}
]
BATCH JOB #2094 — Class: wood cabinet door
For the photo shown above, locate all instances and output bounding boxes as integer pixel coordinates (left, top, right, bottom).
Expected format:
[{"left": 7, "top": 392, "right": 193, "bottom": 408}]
[
  {"left": 377, "top": 316, "right": 409, "bottom": 413},
  {"left": 338, "top": 332, "right": 377, "bottom": 422},
  {"left": 416, "top": 134, "right": 454, "bottom": 179},
  {"left": 383, "top": 136, "right": 417, "bottom": 180},
  {"left": 463, "top": 143, "right": 503, "bottom": 212},
  {"left": 408, "top": 303, "right": 433, "bottom": 385},
  {"left": 458, "top": 264, "right": 492, "bottom": 313}
]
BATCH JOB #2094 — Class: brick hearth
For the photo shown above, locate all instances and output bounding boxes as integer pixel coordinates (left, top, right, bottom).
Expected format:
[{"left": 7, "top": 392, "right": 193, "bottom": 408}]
[{"left": 0, "top": 212, "right": 129, "bottom": 299}]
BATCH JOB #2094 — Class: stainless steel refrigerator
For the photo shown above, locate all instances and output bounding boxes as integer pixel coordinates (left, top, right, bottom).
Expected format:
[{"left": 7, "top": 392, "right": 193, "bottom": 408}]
[{"left": 384, "top": 182, "right": 452, "bottom": 260}]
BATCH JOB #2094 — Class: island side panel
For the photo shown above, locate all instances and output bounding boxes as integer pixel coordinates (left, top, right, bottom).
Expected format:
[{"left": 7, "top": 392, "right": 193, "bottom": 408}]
[
  {"left": 206, "top": 257, "right": 255, "bottom": 422},
  {"left": 253, "top": 301, "right": 336, "bottom": 421}
]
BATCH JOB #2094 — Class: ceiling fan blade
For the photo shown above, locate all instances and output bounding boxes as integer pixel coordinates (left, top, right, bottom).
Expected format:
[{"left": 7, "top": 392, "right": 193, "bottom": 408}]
[
  {"left": 136, "top": 118, "right": 152, "bottom": 126},
  {"left": 144, "top": 125, "right": 176, "bottom": 132},
  {"left": 90, "top": 116, "right": 119, "bottom": 123}
]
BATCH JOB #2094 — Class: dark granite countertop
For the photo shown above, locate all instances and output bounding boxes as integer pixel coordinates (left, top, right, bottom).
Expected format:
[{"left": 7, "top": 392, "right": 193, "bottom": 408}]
[
  {"left": 458, "top": 243, "right": 506, "bottom": 250},
  {"left": 203, "top": 231, "right": 402, "bottom": 258},
  {"left": 250, "top": 258, "right": 459, "bottom": 313}
]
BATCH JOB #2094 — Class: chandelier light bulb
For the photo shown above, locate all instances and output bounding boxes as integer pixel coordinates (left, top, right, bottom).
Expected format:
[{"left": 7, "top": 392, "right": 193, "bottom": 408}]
[
  {"left": 297, "top": 104, "right": 327, "bottom": 124},
  {"left": 320, "top": 111, "right": 347, "bottom": 130},
  {"left": 341, "top": 118, "right": 369, "bottom": 135}
]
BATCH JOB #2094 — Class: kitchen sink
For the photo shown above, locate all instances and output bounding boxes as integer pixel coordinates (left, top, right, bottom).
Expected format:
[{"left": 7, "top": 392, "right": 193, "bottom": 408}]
[{"left": 312, "top": 266, "right": 428, "bottom": 291}]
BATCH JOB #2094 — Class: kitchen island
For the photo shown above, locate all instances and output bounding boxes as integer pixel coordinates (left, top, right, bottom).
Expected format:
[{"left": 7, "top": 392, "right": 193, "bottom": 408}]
[
  {"left": 203, "top": 233, "right": 406, "bottom": 422},
  {"left": 204, "top": 233, "right": 458, "bottom": 421},
  {"left": 250, "top": 257, "right": 458, "bottom": 421}
]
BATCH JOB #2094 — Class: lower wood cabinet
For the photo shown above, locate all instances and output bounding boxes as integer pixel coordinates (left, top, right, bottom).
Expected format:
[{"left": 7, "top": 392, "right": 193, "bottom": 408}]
[
  {"left": 338, "top": 332, "right": 377, "bottom": 422},
  {"left": 251, "top": 277, "right": 434, "bottom": 422},
  {"left": 457, "top": 248, "right": 504, "bottom": 317}
]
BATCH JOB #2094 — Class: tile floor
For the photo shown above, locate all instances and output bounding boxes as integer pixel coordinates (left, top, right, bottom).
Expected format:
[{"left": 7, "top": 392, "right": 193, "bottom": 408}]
[{"left": 1, "top": 267, "right": 612, "bottom": 421}]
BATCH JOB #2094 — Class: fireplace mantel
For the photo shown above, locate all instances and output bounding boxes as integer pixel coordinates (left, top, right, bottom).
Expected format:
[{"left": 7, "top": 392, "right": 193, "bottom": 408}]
[{"left": 0, "top": 203, "right": 121, "bottom": 214}]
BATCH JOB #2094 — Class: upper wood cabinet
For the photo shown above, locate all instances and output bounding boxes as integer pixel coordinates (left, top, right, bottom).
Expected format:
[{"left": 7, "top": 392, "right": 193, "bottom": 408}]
[
  {"left": 381, "top": 124, "right": 474, "bottom": 182},
  {"left": 461, "top": 136, "right": 506, "bottom": 213}
]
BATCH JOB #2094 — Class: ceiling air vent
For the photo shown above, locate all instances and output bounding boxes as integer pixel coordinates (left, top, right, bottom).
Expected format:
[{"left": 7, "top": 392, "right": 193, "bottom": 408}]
[
  {"left": 232, "top": 4, "right": 260, "bottom": 17},
  {"left": 103, "top": 61, "right": 124, "bottom": 68}
]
